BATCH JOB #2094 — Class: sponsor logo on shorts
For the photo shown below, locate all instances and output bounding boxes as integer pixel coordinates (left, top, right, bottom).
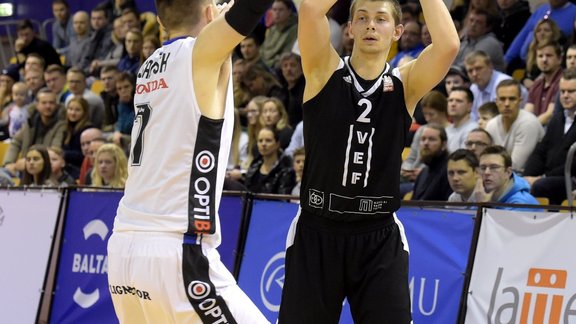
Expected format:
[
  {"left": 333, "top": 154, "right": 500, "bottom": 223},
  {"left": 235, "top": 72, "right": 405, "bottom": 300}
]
[
  {"left": 195, "top": 150, "right": 216, "bottom": 173},
  {"left": 109, "top": 285, "right": 151, "bottom": 300},
  {"left": 309, "top": 189, "right": 324, "bottom": 209},
  {"left": 187, "top": 280, "right": 211, "bottom": 300},
  {"left": 186, "top": 280, "right": 234, "bottom": 323}
]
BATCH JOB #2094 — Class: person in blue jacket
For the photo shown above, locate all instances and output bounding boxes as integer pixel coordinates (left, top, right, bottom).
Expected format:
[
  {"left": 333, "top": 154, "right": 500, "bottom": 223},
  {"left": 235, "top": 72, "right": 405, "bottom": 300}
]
[{"left": 479, "top": 145, "right": 540, "bottom": 209}]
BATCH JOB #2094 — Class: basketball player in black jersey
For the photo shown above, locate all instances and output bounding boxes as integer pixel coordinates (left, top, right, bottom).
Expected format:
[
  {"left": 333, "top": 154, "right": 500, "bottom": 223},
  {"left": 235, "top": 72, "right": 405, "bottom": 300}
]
[{"left": 278, "top": 0, "right": 459, "bottom": 322}]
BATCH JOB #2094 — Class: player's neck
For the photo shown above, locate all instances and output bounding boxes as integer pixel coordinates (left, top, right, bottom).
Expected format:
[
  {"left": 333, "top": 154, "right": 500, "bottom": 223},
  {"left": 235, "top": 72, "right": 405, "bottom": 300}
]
[
  {"left": 349, "top": 51, "right": 388, "bottom": 80},
  {"left": 169, "top": 25, "right": 203, "bottom": 39}
]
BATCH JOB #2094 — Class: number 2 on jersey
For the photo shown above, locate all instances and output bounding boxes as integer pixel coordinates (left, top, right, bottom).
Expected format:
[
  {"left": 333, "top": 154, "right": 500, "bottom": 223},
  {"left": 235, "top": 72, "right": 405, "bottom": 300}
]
[
  {"left": 357, "top": 98, "right": 372, "bottom": 123},
  {"left": 131, "top": 103, "right": 152, "bottom": 166}
]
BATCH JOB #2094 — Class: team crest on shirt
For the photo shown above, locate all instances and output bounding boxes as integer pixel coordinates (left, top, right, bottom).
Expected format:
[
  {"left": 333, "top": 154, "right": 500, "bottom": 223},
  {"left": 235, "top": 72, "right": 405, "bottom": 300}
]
[
  {"left": 308, "top": 189, "right": 324, "bottom": 209},
  {"left": 383, "top": 75, "right": 394, "bottom": 92}
]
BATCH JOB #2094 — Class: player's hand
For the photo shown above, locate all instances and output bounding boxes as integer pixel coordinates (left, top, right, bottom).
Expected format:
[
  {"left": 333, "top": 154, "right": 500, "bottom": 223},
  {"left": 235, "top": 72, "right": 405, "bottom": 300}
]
[{"left": 216, "top": 0, "right": 234, "bottom": 16}]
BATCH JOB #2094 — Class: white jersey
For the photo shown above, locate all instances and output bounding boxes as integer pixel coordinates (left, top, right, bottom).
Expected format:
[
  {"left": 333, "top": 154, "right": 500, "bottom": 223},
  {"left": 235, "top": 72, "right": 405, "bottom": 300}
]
[{"left": 113, "top": 37, "right": 234, "bottom": 248}]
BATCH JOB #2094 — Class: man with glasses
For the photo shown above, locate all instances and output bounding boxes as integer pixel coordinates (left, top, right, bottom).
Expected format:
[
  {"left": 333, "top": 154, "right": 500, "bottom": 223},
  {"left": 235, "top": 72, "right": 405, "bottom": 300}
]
[
  {"left": 479, "top": 145, "right": 539, "bottom": 207},
  {"left": 485, "top": 79, "right": 543, "bottom": 173},
  {"left": 465, "top": 127, "right": 493, "bottom": 158}
]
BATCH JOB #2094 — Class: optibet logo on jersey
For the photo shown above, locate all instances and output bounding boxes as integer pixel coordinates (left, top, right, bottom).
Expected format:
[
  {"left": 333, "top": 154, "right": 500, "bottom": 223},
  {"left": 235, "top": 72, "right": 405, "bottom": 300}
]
[
  {"left": 487, "top": 267, "right": 576, "bottom": 324},
  {"left": 195, "top": 150, "right": 215, "bottom": 173}
]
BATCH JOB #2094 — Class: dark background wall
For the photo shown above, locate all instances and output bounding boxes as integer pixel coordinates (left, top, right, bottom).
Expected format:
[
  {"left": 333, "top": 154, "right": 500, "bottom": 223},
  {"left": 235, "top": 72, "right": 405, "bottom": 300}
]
[{"left": 0, "top": 0, "right": 156, "bottom": 25}]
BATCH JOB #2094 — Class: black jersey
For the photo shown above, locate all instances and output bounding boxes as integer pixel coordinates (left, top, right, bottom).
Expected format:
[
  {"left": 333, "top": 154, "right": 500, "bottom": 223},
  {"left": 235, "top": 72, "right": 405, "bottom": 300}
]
[{"left": 300, "top": 58, "right": 411, "bottom": 221}]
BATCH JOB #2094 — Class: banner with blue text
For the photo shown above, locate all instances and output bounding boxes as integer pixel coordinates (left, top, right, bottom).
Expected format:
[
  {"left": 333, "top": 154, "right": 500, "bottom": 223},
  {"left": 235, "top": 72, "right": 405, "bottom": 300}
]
[{"left": 238, "top": 202, "right": 475, "bottom": 323}]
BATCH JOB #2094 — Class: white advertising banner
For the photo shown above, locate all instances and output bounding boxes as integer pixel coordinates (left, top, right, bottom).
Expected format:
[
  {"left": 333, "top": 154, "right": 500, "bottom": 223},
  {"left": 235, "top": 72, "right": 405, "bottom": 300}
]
[
  {"left": 465, "top": 208, "right": 576, "bottom": 324},
  {"left": 0, "top": 190, "right": 61, "bottom": 323}
]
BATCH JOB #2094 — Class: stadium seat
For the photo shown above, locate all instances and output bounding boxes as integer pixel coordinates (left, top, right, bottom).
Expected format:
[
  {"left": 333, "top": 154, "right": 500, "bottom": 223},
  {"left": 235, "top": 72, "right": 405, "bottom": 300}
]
[
  {"left": 535, "top": 197, "right": 549, "bottom": 206},
  {"left": 90, "top": 79, "right": 105, "bottom": 95}
]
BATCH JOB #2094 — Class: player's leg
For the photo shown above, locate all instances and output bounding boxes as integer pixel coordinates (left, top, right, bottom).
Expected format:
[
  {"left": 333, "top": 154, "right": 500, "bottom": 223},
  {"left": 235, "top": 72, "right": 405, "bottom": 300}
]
[
  {"left": 278, "top": 211, "right": 345, "bottom": 324},
  {"left": 346, "top": 217, "right": 411, "bottom": 324}
]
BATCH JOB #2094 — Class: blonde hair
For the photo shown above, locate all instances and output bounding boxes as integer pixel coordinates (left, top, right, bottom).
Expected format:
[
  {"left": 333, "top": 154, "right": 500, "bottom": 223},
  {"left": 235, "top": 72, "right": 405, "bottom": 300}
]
[
  {"left": 261, "top": 97, "right": 290, "bottom": 130},
  {"left": 243, "top": 96, "right": 267, "bottom": 169},
  {"left": 91, "top": 143, "right": 128, "bottom": 188},
  {"left": 526, "top": 19, "right": 562, "bottom": 76}
]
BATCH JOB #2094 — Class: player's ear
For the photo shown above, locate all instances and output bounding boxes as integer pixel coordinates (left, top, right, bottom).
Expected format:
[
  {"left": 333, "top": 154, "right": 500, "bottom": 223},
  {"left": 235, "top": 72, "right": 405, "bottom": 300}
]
[
  {"left": 393, "top": 24, "right": 404, "bottom": 42},
  {"left": 203, "top": 3, "right": 215, "bottom": 23},
  {"left": 346, "top": 21, "right": 354, "bottom": 40}
]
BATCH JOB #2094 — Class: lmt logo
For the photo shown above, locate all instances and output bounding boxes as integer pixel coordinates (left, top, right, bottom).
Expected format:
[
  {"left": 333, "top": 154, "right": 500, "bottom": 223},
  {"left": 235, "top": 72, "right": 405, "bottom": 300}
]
[{"left": 487, "top": 267, "right": 576, "bottom": 324}]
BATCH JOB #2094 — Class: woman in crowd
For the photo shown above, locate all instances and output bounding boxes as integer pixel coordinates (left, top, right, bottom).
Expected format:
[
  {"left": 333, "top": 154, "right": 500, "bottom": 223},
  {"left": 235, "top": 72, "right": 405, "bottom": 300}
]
[
  {"left": 90, "top": 143, "right": 128, "bottom": 188},
  {"left": 48, "top": 146, "right": 76, "bottom": 186},
  {"left": 141, "top": 35, "right": 160, "bottom": 62},
  {"left": 244, "top": 127, "right": 295, "bottom": 194},
  {"left": 260, "top": 97, "right": 293, "bottom": 149},
  {"left": 523, "top": 18, "right": 563, "bottom": 88},
  {"left": 242, "top": 64, "right": 288, "bottom": 107},
  {"left": 21, "top": 145, "right": 56, "bottom": 187},
  {"left": 241, "top": 95, "right": 267, "bottom": 170},
  {"left": 63, "top": 97, "right": 92, "bottom": 170}
]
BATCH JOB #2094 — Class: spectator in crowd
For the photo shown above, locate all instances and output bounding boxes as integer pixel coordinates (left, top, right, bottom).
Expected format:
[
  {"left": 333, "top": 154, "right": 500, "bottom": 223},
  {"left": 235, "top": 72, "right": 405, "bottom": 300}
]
[
  {"left": 465, "top": 127, "right": 493, "bottom": 158},
  {"left": 228, "top": 109, "right": 248, "bottom": 174},
  {"left": 120, "top": 6, "right": 142, "bottom": 31},
  {"left": 232, "top": 59, "right": 250, "bottom": 109},
  {"left": 81, "top": 138, "right": 108, "bottom": 186},
  {"left": 567, "top": 44, "right": 576, "bottom": 69},
  {"left": 243, "top": 64, "right": 288, "bottom": 108},
  {"left": 402, "top": 91, "right": 449, "bottom": 194},
  {"left": 141, "top": 35, "right": 160, "bottom": 61},
  {"left": 494, "top": 0, "right": 531, "bottom": 53},
  {"left": 260, "top": 97, "right": 293, "bottom": 149},
  {"left": 78, "top": 127, "right": 104, "bottom": 185},
  {"left": 240, "top": 35, "right": 268, "bottom": 71},
  {"left": 412, "top": 124, "right": 453, "bottom": 201},
  {"left": 79, "top": 5, "right": 114, "bottom": 74},
  {"left": 522, "top": 18, "right": 563, "bottom": 88},
  {"left": 24, "top": 67, "right": 46, "bottom": 104},
  {"left": 479, "top": 145, "right": 540, "bottom": 207},
  {"left": 455, "top": 9, "right": 506, "bottom": 72},
  {"left": 117, "top": 29, "right": 143, "bottom": 75},
  {"left": 525, "top": 41, "right": 564, "bottom": 126},
  {"left": 15, "top": 19, "right": 61, "bottom": 67},
  {"left": 0, "top": 64, "right": 20, "bottom": 108},
  {"left": 284, "top": 120, "right": 303, "bottom": 158},
  {"left": 447, "top": 148, "right": 481, "bottom": 202},
  {"left": 63, "top": 97, "right": 93, "bottom": 169},
  {"left": 260, "top": 0, "right": 298, "bottom": 68},
  {"left": 279, "top": 52, "right": 305, "bottom": 127},
  {"left": 111, "top": 72, "right": 135, "bottom": 152},
  {"left": 90, "top": 16, "right": 127, "bottom": 74},
  {"left": 485, "top": 79, "right": 544, "bottom": 173},
  {"left": 390, "top": 21, "right": 424, "bottom": 68},
  {"left": 421, "top": 24, "right": 432, "bottom": 47},
  {"left": 48, "top": 146, "right": 76, "bottom": 185},
  {"left": 241, "top": 96, "right": 266, "bottom": 170},
  {"left": 505, "top": 0, "right": 576, "bottom": 69},
  {"left": 51, "top": 0, "right": 74, "bottom": 55},
  {"left": 90, "top": 143, "right": 128, "bottom": 188},
  {"left": 66, "top": 11, "right": 91, "bottom": 68},
  {"left": 24, "top": 53, "right": 46, "bottom": 74},
  {"left": 524, "top": 68, "right": 576, "bottom": 205},
  {"left": 446, "top": 86, "right": 478, "bottom": 152},
  {"left": 465, "top": 50, "right": 526, "bottom": 121},
  {"left": 0, "top": 82, "right": 28, "bottom": 140},
  {"left": 444, "top": 65, "right": 470, "bottom": 95},
  {"left": 65, "top": 67, "right": 105, "bottom": 128},
  {"left": 21, "top": 145, "right": 56, "bottom": 186},
  {"left": 290, "top": 146, "right": 305, "bottom": 196},
  {"left": 244, "top": 127, "right": 295, "bottom": 194},
  {"left": 44, "top": 64, "right": 70, "bottom": 104},
  {"left": 2, "top": 89, "right": 65, "bottom": 177},
  {"left": 100, "top": 66, "right": 119, "bottom": 132},
  {"left": 477, "top": 101, "right": 499, "bottom": 128}
]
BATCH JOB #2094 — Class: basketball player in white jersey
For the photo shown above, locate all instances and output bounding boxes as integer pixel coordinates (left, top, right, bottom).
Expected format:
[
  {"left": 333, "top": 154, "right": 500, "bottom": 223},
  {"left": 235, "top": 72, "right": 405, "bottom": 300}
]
[
  {"left": 107, "top": 0, "right": 272, "bottom": 323},
  {"left": 278, "top": 0, "right": 459, "bottom": 322}
]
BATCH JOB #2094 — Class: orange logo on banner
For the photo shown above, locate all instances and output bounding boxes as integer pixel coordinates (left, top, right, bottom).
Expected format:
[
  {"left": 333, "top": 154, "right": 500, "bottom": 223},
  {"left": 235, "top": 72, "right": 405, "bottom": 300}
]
[{"left": 520, "top": 268, "right": 568, "bottom": 324}]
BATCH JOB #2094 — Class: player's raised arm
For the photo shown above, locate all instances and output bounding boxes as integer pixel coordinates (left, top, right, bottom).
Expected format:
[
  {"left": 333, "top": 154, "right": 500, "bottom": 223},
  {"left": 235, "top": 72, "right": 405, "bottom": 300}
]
[
  {"left": 193, "top": 0, "right": 273, "bottom": 118},
  {"left": 298, "top": 0, "right": 342, "bottom": 102},
  {"left": 399, "top": 0, "right": 459, "bottom": 113}
]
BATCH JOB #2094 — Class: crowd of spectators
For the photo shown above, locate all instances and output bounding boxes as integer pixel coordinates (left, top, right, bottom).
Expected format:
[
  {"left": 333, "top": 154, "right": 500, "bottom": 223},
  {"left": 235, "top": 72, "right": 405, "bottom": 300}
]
[{"left": 0, "top": 0, "right": 575, "bottom": 207}]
